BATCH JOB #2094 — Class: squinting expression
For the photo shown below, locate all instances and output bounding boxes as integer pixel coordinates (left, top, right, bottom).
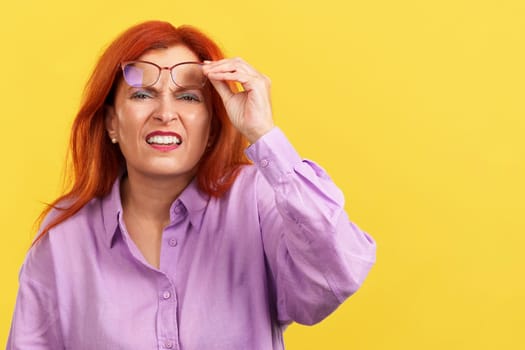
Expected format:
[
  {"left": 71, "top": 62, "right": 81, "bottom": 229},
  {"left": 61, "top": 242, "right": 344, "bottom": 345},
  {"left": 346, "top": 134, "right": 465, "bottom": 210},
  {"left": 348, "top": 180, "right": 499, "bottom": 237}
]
[{"left": 106, "top": 45, "right": 212, "bottom": 184}]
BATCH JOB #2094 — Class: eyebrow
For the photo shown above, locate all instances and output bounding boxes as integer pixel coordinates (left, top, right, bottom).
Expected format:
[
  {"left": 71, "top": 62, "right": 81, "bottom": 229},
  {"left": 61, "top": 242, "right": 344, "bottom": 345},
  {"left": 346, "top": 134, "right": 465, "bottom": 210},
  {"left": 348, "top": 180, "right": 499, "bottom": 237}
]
[
  {"left": 126, "top": 86, "right": 205, "bottom": 96},
  {"left": 172, "top": 87, "right": 204, "bottom": 93},
  {"left": 126, "top": 86, "right": 156, "bottom": 93}
]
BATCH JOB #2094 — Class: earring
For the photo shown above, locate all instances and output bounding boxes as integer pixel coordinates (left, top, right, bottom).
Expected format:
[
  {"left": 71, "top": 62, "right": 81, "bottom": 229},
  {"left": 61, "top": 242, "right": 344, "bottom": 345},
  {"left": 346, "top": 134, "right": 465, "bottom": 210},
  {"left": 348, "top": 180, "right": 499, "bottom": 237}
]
[{"left": 111, "top": 138, "right": 118, "bottom": 144}]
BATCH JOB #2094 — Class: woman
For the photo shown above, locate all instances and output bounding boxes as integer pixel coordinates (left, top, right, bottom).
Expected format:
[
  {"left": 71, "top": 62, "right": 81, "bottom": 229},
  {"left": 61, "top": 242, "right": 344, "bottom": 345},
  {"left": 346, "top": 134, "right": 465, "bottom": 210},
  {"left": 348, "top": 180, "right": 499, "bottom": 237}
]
[{"left": 8, "top": 21, "right": 375, "bottom": 349}]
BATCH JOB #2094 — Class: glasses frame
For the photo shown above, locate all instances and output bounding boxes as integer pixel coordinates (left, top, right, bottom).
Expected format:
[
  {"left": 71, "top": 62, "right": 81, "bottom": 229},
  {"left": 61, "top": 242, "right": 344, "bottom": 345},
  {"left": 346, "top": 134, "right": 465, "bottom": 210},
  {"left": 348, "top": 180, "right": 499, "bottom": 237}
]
[{"left": 120, "top": 60, "right": 207, "bottom": 89}]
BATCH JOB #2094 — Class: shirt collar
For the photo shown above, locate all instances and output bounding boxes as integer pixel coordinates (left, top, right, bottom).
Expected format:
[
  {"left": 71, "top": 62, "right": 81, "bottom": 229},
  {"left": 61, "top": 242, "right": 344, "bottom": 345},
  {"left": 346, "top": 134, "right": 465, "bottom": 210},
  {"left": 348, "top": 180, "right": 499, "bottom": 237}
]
[
  {"left": 101, "top": 176, "right": 124, "bottom": 248},
  {"left": 176, "top": 178, "right": 209, "bottom": 232},
  {"left": 101, "top": 176, "right": 209, "bottom": 248}
]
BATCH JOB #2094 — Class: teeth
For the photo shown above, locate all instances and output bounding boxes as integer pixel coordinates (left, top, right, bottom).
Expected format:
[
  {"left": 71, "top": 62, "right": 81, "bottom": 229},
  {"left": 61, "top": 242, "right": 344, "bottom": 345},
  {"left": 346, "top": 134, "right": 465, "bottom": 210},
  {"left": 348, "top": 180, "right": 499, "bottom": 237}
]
[{"left": 147, "top": 135, "right": 181, "bottom": 145}]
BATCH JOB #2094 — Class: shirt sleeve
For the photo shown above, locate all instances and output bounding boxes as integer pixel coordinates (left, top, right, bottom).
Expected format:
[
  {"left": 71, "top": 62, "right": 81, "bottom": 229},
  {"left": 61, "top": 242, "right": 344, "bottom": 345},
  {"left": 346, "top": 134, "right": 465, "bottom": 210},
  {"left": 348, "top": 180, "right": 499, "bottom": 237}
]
[
  {"left": 7, "top": 236, "right": 64, "bottom": 349},
  {"left": 245, "top": 127, "right": 376, "bottom": 326}
]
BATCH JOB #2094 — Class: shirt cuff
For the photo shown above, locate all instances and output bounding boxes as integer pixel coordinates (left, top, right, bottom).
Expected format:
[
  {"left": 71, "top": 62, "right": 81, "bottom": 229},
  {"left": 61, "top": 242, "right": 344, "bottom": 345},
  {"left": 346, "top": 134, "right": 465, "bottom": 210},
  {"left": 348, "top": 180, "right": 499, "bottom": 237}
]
[{"left": 245, "top": 127, "right": 302, "bottom": 185}]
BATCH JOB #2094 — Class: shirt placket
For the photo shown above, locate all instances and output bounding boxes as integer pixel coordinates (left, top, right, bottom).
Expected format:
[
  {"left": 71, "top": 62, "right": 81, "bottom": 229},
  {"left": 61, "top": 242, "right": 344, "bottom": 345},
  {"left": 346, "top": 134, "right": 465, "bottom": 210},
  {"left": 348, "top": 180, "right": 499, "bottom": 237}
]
[
  {"left": 157, "top": 275, "right": 179, "bottom": 349},
  {"left": 156, "top": 201, "right": 188, "bottom": 350}
]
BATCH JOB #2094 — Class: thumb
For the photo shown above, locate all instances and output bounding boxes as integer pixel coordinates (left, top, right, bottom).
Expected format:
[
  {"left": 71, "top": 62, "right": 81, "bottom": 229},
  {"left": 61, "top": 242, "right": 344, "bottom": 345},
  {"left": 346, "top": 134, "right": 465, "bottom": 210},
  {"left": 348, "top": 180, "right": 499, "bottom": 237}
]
[{"left": 208, "top": 78, "right": 234, "bottom": 103}]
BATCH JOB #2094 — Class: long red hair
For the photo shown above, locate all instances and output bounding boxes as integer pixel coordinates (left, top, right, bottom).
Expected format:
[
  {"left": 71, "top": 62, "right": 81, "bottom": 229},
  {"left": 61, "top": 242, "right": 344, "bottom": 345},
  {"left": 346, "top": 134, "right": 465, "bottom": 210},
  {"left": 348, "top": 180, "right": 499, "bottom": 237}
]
[{"left": 34, "top": 21, "right": 249, "bottom": 243}]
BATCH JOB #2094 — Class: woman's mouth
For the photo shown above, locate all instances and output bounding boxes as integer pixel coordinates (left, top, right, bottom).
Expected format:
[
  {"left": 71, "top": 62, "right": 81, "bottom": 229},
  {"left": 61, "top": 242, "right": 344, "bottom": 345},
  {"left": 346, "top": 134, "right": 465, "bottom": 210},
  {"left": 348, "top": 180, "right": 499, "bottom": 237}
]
[
  {"left": 146, "top": 135, "right": 182, "bottom": 145},
  {"left": 145, "top": 131, "right": 182, "bottom": 151}
]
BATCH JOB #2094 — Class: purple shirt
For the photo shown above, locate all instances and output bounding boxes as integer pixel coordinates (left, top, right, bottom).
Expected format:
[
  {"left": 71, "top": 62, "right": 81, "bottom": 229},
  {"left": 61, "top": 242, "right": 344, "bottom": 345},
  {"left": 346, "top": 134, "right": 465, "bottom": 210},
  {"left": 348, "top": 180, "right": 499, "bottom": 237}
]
[{"left": 7, "top": 128, "right": 375, "bottom": 350}]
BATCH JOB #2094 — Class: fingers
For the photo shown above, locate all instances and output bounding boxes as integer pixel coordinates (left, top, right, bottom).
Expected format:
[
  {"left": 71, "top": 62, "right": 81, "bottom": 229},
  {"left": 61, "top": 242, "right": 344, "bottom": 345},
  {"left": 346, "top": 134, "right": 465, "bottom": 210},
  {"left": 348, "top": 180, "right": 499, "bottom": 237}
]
[
  {"left": 202, "top": 57, "right": 268, "bottom": 90},
  {"left": 203, "top": 57, "right": 258, "bottom": 77}
]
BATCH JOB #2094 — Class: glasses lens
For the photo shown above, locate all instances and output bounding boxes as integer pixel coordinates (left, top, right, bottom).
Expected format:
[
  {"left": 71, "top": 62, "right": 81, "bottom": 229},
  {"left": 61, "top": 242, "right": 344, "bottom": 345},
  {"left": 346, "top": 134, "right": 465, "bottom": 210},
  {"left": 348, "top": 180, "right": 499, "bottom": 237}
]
[
  {"left": 172, "top": 63, "right": 206, "bottom": 89},
  {"left": 122, "top": 62, "right": 159, "bottom": 87}
]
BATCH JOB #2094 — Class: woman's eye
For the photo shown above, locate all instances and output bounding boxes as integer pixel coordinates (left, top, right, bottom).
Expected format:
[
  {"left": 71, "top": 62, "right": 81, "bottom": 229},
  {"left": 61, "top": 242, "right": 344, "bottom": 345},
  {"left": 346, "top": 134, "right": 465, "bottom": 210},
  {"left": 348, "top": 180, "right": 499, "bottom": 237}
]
[
  {"left": 130, "top": 91, "right": 152, "bottom": 100},
  {"left": 177, "top": 93, "right": 201, "bottom": 102}
]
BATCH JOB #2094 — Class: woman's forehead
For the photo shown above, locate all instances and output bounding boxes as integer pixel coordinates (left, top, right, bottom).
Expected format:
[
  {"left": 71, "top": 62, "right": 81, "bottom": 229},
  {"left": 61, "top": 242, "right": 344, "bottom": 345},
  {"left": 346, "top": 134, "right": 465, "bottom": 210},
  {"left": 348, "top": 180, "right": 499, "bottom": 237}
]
[{"left": 138, "top": 45, "right": 200, "bottom": 66}]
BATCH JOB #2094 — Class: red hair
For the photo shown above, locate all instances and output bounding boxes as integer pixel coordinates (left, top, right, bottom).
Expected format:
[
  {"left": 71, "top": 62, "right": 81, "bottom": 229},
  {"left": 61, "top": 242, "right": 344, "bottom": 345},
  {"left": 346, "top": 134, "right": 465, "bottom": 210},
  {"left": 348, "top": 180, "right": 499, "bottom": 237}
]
[{"left": 34, "top": 21, "right": 249, "bottom": 243}]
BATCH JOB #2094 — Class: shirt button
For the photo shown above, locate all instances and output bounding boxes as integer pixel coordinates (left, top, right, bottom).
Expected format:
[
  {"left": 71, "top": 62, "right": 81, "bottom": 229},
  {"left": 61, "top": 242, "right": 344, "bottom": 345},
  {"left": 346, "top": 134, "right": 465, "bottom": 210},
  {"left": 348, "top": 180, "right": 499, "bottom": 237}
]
[
  {"left": 260, "top": 159, "right": 269, "bottom": 168},
  {"left": 174, "top": 205, "right": 183, "bottom": 214},
  {"left": 162, "top": 291, "right": 171, "bottom": 300},
  {"left": 169, "top": 238, "right": 178, "bottom": 247},
  {"left": 164, "top": 340, "right": 174, "bottom": 349}
]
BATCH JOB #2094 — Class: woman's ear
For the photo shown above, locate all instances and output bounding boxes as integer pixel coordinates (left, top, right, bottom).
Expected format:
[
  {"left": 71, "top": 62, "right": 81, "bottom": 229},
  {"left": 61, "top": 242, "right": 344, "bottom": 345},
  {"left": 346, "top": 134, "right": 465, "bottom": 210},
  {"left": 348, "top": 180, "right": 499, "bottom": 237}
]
[{"left": 105, "top": 105, "right": 118, "bottom": 143}]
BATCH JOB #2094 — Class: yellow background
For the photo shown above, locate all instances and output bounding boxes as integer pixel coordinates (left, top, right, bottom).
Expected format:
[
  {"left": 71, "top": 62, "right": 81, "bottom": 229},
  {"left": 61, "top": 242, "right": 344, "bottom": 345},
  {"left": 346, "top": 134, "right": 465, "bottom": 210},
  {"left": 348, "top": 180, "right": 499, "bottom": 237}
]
[{"left": 1, "top": 0, "right": 524, "bottom": 348}]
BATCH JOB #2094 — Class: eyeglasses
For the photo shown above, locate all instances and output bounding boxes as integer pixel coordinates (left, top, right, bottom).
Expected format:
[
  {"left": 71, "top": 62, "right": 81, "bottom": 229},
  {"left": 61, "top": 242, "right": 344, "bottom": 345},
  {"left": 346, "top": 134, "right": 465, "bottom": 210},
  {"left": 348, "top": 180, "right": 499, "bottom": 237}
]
[{"left": 120, "top": 60, "right": 207, "bottom": 89}]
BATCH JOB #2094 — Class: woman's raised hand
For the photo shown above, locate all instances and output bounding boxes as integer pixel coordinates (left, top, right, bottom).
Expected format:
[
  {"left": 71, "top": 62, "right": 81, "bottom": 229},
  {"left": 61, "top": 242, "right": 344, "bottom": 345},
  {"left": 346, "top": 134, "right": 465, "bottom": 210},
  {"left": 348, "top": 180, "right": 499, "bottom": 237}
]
[{"left": 202, "top": 58, "right": 275, "bottom": 143}]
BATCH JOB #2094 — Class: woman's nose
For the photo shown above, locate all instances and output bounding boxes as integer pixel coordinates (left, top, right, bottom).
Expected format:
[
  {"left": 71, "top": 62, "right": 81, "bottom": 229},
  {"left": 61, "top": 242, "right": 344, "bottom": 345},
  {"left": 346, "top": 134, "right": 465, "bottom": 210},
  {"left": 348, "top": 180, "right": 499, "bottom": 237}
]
[
  {"left": 153, "top": 73, "right": 179, "bottom": 123},
  {"left": 154, "top": 96, "right": 179, "bottom": 123}
]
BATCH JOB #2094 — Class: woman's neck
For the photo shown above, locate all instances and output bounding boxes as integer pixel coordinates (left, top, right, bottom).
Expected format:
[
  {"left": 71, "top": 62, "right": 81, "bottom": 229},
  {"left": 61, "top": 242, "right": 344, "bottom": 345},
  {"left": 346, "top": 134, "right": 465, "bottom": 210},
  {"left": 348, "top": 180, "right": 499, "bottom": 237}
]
[
  {"left": 120, "top": 170, "right": 193, "bottom": 228},
  {"left": 119, "top": 171, "right": 193, "bottom": 269}
]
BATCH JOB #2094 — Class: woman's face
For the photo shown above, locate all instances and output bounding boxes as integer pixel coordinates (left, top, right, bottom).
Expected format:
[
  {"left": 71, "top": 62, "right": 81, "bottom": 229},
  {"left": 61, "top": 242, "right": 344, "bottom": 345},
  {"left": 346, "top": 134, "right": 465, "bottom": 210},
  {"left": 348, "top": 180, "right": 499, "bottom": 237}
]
[{"left": 106, "top": 45, "right": 212, "bottom": 184}]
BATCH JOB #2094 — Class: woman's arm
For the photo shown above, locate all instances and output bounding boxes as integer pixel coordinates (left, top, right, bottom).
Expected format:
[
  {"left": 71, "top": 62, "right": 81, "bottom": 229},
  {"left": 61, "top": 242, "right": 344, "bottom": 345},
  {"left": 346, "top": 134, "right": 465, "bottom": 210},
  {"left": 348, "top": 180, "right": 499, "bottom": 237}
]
[
  {"left": 204, "top": 57, "right": 376, "bottom": 325},
  {"left": 7, "top": 233, "right": 64, "bottom": 349},
  {"left": 247, "top": 127, "right": 376, "bottom": 325}
]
